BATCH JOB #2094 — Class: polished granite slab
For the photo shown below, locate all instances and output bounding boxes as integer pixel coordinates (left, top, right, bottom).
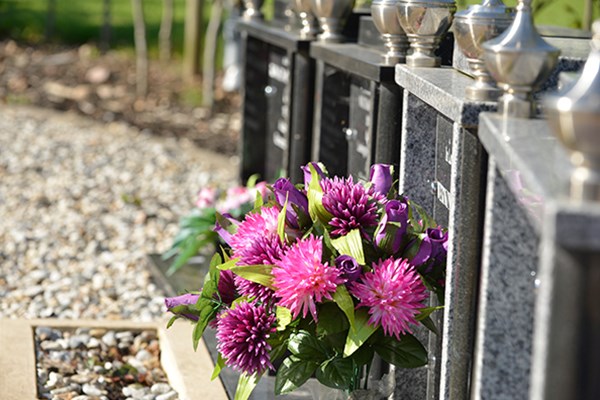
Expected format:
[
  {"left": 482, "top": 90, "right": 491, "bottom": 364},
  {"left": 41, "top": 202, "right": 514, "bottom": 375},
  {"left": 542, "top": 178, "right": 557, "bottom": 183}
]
[{"left": 395, "top": 65, "right": 497, "bottom": 127}]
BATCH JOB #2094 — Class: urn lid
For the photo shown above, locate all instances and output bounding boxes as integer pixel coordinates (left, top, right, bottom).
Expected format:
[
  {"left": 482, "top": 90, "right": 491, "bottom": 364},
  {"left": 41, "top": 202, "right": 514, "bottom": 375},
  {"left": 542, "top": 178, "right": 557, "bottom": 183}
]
[
  {"left": 482, "top": 0, "right": 559, "bottom": 55},
  {"left": 545, "top": 21, "right": 600, "bottom": 157},
  {"left": 455, "top": 0, "right": 512, "bottom": 21}
]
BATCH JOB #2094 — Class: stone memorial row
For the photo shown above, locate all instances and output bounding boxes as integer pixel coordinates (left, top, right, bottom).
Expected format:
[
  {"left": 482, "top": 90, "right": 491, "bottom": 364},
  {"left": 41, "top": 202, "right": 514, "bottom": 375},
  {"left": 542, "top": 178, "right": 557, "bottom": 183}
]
[{"left": 237, "top": 0, "right": 599, "bottom": 399}]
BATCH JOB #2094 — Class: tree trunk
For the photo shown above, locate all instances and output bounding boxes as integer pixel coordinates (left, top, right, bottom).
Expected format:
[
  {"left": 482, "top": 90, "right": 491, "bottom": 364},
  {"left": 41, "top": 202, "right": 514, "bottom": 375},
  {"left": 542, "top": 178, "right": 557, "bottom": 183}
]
[
  {"left": 183, "top": 0, "right": 205, "bottom": 80},
  {"left": 131, "top": 0, "right": 148, "bottom": 97},
  {"left": 159, "top": 0, "right": 174, "bottom": 62},
  {"left": 202, "top": 0, "right": 224, "bottom": 110},
  {"left": 100, "top": 0, "right": 111, "bottom": 53}
]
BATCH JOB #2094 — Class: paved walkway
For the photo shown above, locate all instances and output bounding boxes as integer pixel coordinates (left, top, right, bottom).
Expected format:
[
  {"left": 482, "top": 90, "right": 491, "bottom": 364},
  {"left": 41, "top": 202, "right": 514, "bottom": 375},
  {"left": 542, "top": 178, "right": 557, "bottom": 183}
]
[{"left": 0, "top": 106, "right": 237, "bottom": 321}]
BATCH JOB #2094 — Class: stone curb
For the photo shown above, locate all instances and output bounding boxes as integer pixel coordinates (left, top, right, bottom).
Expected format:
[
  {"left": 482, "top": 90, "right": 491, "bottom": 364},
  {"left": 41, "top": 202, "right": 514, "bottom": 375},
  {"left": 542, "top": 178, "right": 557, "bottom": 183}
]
[{"left": 0, "top": 318, "right": 228, "bottom": 400}]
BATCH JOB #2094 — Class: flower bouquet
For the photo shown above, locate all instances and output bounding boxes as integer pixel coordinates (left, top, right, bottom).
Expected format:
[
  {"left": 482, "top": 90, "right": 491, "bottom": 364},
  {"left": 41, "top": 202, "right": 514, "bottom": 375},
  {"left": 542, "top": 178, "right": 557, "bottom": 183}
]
[
  {"left": 165, "top": 163, "right": 447, "bottom": 399},
  {"left": 162, "top": 176, "right": 268, "bottom": 275}
]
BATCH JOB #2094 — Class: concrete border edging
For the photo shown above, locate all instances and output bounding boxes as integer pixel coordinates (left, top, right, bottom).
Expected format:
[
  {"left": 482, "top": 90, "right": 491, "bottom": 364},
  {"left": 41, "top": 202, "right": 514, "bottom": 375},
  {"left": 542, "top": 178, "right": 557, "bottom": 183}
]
[{"left": 0, "top": 318, "right": 228, "bottom": 400}]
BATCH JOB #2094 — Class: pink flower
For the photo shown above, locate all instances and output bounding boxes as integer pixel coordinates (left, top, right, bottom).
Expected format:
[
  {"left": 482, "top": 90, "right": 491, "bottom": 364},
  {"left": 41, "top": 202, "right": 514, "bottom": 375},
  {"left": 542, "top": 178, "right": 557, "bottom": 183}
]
[
  {"left": 230, "top": 207, "right": 286, "bottom": 302},
  {"left": 196, "top": 187, "right": 217, "bottom": 209},
  {"left": 216, "top": 301, "right": 276, "bottom": 375},
  {"left": 273, "top": 236, "right": 342, "bottom": 321},
  {"left": 350, "top": 258, "right": 428, "bottom": 340},
  {"left": 230, "top": 206, "right": 280, "bottom": 252}
]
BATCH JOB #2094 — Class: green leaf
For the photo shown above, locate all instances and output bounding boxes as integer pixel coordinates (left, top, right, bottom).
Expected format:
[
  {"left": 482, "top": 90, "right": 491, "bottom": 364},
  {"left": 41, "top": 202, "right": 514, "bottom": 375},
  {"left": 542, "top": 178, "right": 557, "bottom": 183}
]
[
  {"left": 317, "top": 303, "right": 349, "bottom": 337},
  {"left": 166, "top": 315, "right": 178, "bottom": 329},
  {"left": 343, "top": 308, "right": 378, "bottom": 357},
  {"left": 330, "top": 229, "right": 365, "bottom": 264},
  {"left": 350, "top": 341, "right": 375, "bottom": 366},
  {"left": 192, "top": 298, "right": 219, "bottom": 350},
  {"left": 276, "top": 306, "right": 293, "bottom": 331},
  {"left": 166, "top": 235, "right": 213, "bottom": 276},
  {"left": 234, "top": 372, "right": 261, "bottom": 400},
  {"left": 275, "top": 356, "right": 319, "bottom": 395},
  {"left": 211, "top": 353, "right": 225, "bottom": 380},
  {"left": 307, "top": 164, "right": 332, "bottom": 224},
  {"left": 315, "top": 356, "right": 355, "bottom": 390},
  {"left": 288, "top": 330, "right": 328, "bottom": 362},
  {"left": 410, "top": 200, "right": 437, "bottom": 231},
  {"left": 246, "top": 173, "right": 260, "bottom": 188},
  {"left": 332, "top": 285, "right": 355, "bottom": 330},
  {"left": 374, "top": 334, "right": 428, "bottom": 368},
  {"left": 268, "top": 332, "right": 290, "bottom": 362},
  {"left": 420, "top": 315, "right": 439, "bottom": 335},
  {"left": 229, "top": 264, "right": 275, "bottom": 289},
  {"left": 277, "top": 194, "right": 288, "bottom": 242},
  {"left": 416, "top": 306, "right": 444, "bottom": 321},
  {"left": 216, "top": 258, "right": 240, "bottom": 271}
]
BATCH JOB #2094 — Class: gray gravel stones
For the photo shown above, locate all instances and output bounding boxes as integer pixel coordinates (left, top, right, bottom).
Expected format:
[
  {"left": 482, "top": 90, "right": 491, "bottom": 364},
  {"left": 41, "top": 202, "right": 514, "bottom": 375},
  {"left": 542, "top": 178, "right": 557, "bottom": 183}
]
[
  {"left": 0, "top": 106, "right": 237, "bottom": 320},
  {"left": 35, "top": 327, "right": 179, "bottom": 400}
]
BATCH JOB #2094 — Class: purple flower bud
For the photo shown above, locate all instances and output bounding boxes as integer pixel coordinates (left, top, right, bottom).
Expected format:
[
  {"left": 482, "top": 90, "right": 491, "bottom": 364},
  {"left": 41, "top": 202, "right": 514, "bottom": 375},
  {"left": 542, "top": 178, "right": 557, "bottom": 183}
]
[
  {"left": 272, "top": 178, "right": 308, "bottom": 227},
  {"left": 302, "top": 162, "right": 325, "bottom": 188},
  {"left": 411, "top": 227, "right": 448, "bottom": 267},
  {"left": 375, "top": 199, "right": 409, "bottom": 254},
  {"left": 165, "top": 293, "right": 200, "bottom": 321},
  {"left": 214, "top": 213, "right": 239, "bottom": 246},
  {"left": 335, "top": 255, "right": 362, "bottom": 283},
  {"left": 369, "top": 164, "right": 393, "bottom": 195},
  {"left": 217, "top": 270, "right": 237, "bottom": 305}
]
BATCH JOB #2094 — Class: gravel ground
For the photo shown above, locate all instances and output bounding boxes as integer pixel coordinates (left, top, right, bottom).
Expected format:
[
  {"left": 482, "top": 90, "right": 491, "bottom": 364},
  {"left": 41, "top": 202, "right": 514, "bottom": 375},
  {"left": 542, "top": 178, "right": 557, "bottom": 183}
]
[
  {"left": 0, "top": 106, "right": 238, "bottom": 321},
  {"left": 36, "top": 326, "right": 179, "bottom": 400}
]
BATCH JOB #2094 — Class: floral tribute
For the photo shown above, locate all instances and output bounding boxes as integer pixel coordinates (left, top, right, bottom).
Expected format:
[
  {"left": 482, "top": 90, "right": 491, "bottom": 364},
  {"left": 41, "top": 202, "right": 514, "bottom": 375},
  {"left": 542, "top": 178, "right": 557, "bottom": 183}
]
[
  {"left": 162, "top": 177, "right": 267, "bottom": 275},
  {"left": 165, "top": 163, "right": 447, "bottom": 399}
]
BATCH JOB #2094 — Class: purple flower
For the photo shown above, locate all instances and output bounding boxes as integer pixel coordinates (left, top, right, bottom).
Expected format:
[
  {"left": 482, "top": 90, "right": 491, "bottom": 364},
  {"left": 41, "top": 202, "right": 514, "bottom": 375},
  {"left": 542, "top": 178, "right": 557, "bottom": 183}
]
[
  {"left": 375, "top": 199, "right": 409, "bottom": 254},
  {"left": 272, "top": 178, "right": 308, "bottom": 228},
  {"left": 369, "top": 164, "right": 393, "bottom": 195},
  {"left": 335, "top": 255, "right": 362, "bottom": 283},
  {"left": 411, "top": 227, "right": 448, "bottom": 267},
  {"left": 164, "top": 293, "right": 200, "bottom": 321},
  {"left": 216, "top": 301, "right": 276, "bottom": 375},
  {"left": 302, "top": 162, "right": 325, "bottom": 188},
  {"left": 321, "top": 176, "right": 380, "bottom": 238}
]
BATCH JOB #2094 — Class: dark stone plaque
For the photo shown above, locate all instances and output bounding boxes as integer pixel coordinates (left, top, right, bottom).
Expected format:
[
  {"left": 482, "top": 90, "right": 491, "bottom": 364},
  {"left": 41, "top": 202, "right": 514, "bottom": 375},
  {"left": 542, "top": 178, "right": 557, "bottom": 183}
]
[
  {"left": 240, "top": 36, "right": 269, "bottom": 181},
  {"left": 348, "top": 76, "right": 375, "bottom": 180},
  {"left": 317, "top": 65, "right": 350, "bottom": 178},
  {"left": 265, "top": 47, "right": 291, "bottom": 180},
  {"left": 434, "top": 114, "right": 452, "bottom": 228}
]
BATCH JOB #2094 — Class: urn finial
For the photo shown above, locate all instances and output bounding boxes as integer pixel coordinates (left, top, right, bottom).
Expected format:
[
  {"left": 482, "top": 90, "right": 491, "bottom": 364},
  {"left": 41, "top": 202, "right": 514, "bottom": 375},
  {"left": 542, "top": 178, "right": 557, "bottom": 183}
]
[
  {"left": 372, "top": 0, "right": 409, "bottom": 64},
  {"left": 243, "top": 0, "right": 265, "bottom": 20},
  {"left": 482, "top": 0, "right": 560, "bottom": 117},
  {"left": 454, "top": 0, "right": 514, "bottom": 101},
  {"left": 545, "top": 21, "right": 600, "bottom": 201},
  {"left": 311, "top": 0, "right": 356, "bottom": 43},
  {"left": 396, "top": 0, "right": 457, "bottom": 68}
]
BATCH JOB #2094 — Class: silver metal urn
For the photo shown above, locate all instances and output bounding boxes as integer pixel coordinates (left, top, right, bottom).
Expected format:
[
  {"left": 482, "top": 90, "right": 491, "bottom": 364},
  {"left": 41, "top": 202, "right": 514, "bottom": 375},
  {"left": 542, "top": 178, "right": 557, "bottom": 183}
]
[
  {"left": 454, "top": 0, "right": 514, "bottom": 101},
  {"left": 372, "top": 0, "right": 409, "bottom": 64},
  {"left": 294, "top": 0, "right": 319, "bottom": 38},
  {"left": 545, "top": 21, "right": 600, "bottom": 201},
  {"left": 311, "top": 0, "right": 356, "bottom": 43},
  {"left": 243, "top": 0, "right": 265, "bottom": 20},
  {"left": 482, "top": 0, "right": 560, "bottom": 118},
  {"left": 396, "top": 0, "right": 456, "bottom": 68}
]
